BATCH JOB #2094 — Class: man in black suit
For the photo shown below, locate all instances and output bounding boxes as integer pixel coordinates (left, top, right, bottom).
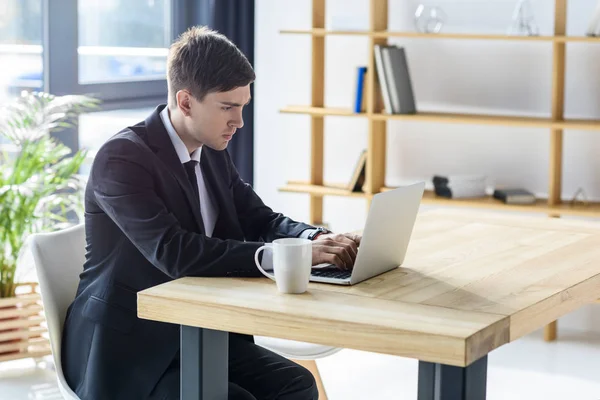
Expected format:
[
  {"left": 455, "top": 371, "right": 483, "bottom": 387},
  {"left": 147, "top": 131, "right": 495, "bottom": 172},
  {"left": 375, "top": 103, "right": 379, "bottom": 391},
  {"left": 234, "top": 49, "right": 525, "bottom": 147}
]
[{"left": 62, "top": 26, "right": 361, "bottom": 400}]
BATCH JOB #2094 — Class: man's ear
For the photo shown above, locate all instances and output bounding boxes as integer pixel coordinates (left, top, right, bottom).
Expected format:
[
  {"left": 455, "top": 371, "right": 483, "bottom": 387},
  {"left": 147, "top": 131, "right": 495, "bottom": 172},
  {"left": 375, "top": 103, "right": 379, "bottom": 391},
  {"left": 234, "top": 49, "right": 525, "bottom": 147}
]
[{"left": 176, "top": 90, "right": 193, "bottom": 117}]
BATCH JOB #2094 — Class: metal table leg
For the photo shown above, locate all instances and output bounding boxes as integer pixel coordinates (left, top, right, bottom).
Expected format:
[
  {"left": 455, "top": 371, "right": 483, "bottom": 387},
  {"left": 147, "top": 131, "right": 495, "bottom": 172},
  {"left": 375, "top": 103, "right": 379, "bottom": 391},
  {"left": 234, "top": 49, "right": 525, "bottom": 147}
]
[
  {"left": 418, "top": 355, "right": 487, "bottom": 400},
  {"left": 180, "top": 326, "right": 229, "bottom": 400}
]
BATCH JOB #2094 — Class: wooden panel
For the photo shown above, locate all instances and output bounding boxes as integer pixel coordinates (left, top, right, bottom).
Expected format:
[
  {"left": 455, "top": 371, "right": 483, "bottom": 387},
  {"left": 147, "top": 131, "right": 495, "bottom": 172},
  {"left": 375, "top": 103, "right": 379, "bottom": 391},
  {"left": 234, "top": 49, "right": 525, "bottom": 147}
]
[
  {"left": 367, "top": 0, "right": 388, "bottom": 115},
  {"left": 280, "top": 106, "right": 365, "bottom": 117},
  {"left": 370, "top": 0, "right": 388, "bottom": 32},
  {"left": 138, "top": 277, "right": 508, "bottom": 367},
  {"left": 281, "top": 184, "right": 600, "bottom": 217},
  {"left": 556, "top": 118, "right": 600, "bottom": 131},
  {"left": 549, "top": 10, "right": 566, "bottom": 205},
  {"left": 406, "top": 188, "right": 600, "bottom": 217},
  {"left": 280, "top": 182, "right": 373, "bottom": 198},
  {"left": 280, "top": 107, "right": 600, "bottom": 131},
  {"left": 374, "top": 111, "right": 553, "bottom": 128},
  {"left": 309, "top": 118, "right": 323, "bottom": 180},
  {"left": 559, "top": 36, "right": 600, "bottom": 43},
  {"left": 281, "top": 29, "right": 370, "bottom": 36},
  {"left": 280, "top": 29, "right": 600, "bottom": 44},
  {"left": 0, "top": 327, "right": 46, "bottom": 343},
  {"left": 309, "top": 0, "right": 326, "bottom": 225},
  {"left": 0, "top": 345, "right": 51, "bottom": 363},
  {"left": 0, "top": 316, "right": 45, "bottom": 330},
  {"left": 0, "top": 304, "right": 43, "bottom": 319},
  {"left": 374, "top": 31, "right": 555, "bottom": 41},
  {"left": 554, "top": 0, "right": 567, "bottom": 37},
  {"left": 0, "top": 294, "right": 40, "bottom": 308},
  {"left": 545, "top": 0, "right": 566, "bottom": 339},
  {"left": 365, "top": 120, "right": 386, "bottom": 194},
  {"left": 549, "top": 0, "right": 566, "bottom": 206},
  {"left": 414, "top": 189, "right": 551, "bottom": 214},
  {"left": 549, "top": 128, "right": 563, "bottom": 205},
  {"left": 0, "top": 337, "right": 47, "bottom": 354},
  {"left": 364, "top": 0, "right": 388, "bottom": 195}
]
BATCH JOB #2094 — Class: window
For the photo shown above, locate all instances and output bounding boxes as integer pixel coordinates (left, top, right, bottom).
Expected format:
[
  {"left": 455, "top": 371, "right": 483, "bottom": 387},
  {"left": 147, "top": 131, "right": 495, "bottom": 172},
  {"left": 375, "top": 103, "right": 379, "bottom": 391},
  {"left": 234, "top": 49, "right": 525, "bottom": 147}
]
[
  {"left": 0, "top": 0, "right": 43, "bottom": 101},
  {"left": 77, "top": 0, "right": 171, "bottom": 84},
  {"left": 78, "top": 107, "right": 154, "bottom": 175}
]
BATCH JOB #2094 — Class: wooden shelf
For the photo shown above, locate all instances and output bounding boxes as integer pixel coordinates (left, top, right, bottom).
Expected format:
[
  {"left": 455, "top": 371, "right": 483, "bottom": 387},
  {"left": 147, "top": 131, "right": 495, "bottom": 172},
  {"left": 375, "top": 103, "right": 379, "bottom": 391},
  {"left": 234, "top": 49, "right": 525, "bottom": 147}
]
[
  {"left": 556, "top": 36, "right": 600, "bottom": 43},
  {"left": 0, "top": 345, "right": 51, "bottom": 363},
  {"left": 281, "top": 29, "right": 600, "bottom": 43},
  {"left": 279, "top": 182, "right": 373, "bottom": 199},
  {"left": 383, "top": 188, "right": 600, "bottom": 217},
  {"left": 280, "top": 183, "right": 600, "bottom": 218},
  {"left": 281, "top": 107, "right": 600, "bottom": 131},
  {"left": 280, "top": 106, "right": 365, "bottom": 117},
  {"left": 280, "top": 29, "right": 370, "bottom": 36},
  {"left": 374, "top": 31, "right": 555, "bottom": 41},
  {"left": 374, "top": 111, "right": 553, "bottom": 128},
  {"left": 554, "top": 118, "right": 600, "bottom": 131}
]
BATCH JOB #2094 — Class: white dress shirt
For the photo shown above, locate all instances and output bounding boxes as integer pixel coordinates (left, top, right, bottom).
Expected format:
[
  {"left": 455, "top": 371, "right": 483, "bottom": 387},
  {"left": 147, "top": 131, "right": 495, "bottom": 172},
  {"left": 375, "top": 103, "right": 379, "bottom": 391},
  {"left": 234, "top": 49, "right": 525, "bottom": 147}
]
[{"left": 160, "top": 107, "right": 218, "bottom": 237}]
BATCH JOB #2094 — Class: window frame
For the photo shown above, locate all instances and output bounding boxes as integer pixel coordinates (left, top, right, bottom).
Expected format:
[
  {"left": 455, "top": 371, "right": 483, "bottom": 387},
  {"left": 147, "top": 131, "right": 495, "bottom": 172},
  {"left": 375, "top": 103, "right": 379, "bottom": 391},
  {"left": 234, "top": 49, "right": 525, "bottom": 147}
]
[
  {"left": 40, "top": 0, "right": 210, "bottom": 150},
  {"left": 43, "top": 0, "right": 177, "bottom": 102}
]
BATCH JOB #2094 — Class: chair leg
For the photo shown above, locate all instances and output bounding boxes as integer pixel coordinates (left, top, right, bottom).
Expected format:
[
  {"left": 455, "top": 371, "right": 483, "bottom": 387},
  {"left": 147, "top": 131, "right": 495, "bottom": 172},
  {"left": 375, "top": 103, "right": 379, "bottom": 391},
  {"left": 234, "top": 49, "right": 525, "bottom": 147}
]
[
  {"left": 293, "top": 359, "right": 328, "bottom": 400},
  {"left": 544, "top": 320, "right": 557, "bottom": 341}
]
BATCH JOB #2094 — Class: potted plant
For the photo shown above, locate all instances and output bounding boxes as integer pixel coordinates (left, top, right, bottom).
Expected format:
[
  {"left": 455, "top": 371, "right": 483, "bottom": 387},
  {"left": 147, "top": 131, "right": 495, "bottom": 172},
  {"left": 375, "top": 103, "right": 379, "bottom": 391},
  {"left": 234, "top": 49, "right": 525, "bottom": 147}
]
[{"left": 0, "top": 91, "right": 97, "bottom": 359}]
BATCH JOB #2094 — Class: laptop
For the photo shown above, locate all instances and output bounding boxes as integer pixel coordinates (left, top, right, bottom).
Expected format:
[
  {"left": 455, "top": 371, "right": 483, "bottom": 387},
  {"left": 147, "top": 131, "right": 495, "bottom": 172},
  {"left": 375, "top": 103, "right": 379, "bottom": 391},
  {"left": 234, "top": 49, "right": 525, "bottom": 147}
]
[{"left": 310, "top": 181, "right": 425, "bottom": 286}]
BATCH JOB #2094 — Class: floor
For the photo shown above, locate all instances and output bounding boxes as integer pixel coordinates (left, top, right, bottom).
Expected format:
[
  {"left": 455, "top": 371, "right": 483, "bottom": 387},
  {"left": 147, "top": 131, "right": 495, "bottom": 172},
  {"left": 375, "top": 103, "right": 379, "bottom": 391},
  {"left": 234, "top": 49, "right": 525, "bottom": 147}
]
[{"left": 1, "top": 328, "right": 599, "bottom": 400}]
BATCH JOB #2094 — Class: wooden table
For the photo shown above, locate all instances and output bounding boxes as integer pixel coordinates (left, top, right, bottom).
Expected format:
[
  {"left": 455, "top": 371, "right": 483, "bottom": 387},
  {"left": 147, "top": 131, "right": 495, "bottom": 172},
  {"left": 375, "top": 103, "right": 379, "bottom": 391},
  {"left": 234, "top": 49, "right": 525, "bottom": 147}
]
[{"left": 137, "top": 209, "right": 600, "bottom": 399}]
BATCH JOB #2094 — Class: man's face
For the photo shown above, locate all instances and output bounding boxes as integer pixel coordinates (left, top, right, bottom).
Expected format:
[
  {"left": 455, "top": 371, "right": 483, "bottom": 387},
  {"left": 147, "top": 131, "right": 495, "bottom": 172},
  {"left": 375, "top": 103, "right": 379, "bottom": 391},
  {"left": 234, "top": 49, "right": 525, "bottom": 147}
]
[{"left": 184, "top": 85, "right": 251, "bottom": 151}]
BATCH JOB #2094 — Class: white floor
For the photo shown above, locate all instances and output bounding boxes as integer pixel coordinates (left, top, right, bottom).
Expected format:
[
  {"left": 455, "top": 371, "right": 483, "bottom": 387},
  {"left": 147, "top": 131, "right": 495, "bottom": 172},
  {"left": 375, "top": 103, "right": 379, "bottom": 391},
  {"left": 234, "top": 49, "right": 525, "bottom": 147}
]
[{"left": 1, "top": 328, "right": 599, "bottom": 400}]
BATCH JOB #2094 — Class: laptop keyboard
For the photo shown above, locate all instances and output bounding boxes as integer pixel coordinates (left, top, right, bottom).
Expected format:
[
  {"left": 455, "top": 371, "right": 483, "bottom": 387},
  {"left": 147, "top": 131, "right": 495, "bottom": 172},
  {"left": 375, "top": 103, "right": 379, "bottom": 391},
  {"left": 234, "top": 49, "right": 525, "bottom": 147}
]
[{"left": 311, "top": 268, "right": 351, "bottom": 280}]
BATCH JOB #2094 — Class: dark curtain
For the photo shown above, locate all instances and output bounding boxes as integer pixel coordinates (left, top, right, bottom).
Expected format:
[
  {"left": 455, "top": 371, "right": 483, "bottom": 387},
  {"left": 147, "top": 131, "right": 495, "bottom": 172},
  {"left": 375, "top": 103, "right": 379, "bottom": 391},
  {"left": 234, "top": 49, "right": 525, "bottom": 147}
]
[{"left": 209, "top": 0, "right": 256, "bottom": 186}]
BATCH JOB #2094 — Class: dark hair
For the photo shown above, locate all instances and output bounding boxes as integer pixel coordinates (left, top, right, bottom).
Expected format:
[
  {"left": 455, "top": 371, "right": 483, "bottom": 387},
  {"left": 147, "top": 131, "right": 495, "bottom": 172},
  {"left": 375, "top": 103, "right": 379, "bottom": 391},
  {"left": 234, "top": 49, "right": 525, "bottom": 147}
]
[{"left": 167, "top": 26, "right": 255, "bottom": 106}]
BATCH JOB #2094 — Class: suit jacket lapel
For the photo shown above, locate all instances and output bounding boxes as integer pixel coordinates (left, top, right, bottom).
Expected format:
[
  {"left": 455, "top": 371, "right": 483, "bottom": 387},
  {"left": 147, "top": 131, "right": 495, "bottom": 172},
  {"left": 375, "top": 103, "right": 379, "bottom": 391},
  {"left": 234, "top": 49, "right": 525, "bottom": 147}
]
[{"left": 144, "top": 105, "right": 206, "bottom": 234}]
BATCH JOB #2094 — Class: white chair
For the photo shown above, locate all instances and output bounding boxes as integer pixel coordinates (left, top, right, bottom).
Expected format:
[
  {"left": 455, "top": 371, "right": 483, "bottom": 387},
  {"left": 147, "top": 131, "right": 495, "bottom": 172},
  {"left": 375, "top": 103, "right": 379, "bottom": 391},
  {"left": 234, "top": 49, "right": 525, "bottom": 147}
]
[
  {"left": 29, "top": 223, "right": 339, "bottom": 399},
  {"left": 29, "top": 224, "right": 85, "bottom": 400},
  {"left": 255, "top": 336, "right": 340, "bottom": 399}
]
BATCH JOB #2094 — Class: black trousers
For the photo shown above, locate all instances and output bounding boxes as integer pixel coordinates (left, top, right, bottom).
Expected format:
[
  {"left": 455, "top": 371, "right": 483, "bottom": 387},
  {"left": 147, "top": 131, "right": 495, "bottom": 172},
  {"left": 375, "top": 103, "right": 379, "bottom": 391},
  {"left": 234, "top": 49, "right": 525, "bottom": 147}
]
[{"left": 149, "top": 335, "right": 319, "bottom": 400}]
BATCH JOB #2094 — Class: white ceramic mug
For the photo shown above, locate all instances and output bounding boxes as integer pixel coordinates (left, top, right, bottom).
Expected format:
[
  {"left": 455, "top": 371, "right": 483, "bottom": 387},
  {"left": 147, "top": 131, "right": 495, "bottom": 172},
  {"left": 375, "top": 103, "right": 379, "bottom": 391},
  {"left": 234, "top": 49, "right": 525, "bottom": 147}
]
[{"left": 254, "top": 238, "right": 312, "bottom": 294}]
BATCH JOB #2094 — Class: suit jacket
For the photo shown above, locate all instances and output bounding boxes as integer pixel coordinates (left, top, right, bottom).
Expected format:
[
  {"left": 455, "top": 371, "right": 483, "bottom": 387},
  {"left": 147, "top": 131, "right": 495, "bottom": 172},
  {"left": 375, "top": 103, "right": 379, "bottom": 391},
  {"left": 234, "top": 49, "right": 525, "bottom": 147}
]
[{"left": 62, "top": 104, "right": 314, "bottom": 400}]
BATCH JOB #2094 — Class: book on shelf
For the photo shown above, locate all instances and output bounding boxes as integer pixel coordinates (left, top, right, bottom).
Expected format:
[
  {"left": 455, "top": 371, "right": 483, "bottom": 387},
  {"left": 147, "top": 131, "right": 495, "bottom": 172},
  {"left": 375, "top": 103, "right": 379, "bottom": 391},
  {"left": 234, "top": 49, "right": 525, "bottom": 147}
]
[
  {"left": 354, "top": 66, "right": 367, "bottom": 113},
  {"left": 348, "top": 150, "right": 367, "bottom": 192},
  {"left": 433, "top": 175, "right": 487, "bottom": 199},
  {"left": 374, "top": 44, "right": 416, "bottom": 114},
  {"left": 492, "top": 188, "right": 536, "bottom": 205},
  {"left": 374, "top": 45, "right": 393, "bottom": 114}
]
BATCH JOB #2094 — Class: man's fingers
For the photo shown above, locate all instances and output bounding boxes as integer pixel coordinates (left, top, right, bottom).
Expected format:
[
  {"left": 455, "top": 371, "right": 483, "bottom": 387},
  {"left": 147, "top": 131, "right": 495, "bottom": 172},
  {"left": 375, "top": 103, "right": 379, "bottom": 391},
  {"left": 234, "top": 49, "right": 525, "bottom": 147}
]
[
  {"left": 312, "top": 244, "right": 353, "bottom": 270},
  {"left": 322, "top": 235, "right": 358, "bottom": 259},
  {"left": 343, "top": 233, "right": 361, "bottom": 246},
  {"left": 324, "top": 245, "right": 353, "bottom": 270}
]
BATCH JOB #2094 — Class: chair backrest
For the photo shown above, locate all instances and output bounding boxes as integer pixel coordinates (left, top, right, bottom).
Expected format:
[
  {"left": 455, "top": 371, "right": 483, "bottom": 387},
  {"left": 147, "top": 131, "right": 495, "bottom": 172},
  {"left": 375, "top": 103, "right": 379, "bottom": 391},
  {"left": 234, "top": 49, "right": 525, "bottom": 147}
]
[{"left": 29, "top": 223, "right": 85, "bottom": 399}]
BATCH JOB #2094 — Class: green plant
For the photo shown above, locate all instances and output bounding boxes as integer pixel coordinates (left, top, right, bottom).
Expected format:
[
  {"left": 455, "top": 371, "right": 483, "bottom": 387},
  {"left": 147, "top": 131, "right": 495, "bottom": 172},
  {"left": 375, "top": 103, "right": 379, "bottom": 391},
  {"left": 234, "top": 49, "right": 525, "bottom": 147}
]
[{"left": 0, "top": 91, "right": 99, "bottom": 298}]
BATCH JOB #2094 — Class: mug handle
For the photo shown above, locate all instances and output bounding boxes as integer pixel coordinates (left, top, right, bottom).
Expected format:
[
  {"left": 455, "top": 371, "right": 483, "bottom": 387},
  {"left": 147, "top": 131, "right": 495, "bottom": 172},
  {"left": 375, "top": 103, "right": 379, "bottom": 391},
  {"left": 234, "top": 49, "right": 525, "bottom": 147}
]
[{"left": 254, "top": 244, "right": 275, "bottom": 281}]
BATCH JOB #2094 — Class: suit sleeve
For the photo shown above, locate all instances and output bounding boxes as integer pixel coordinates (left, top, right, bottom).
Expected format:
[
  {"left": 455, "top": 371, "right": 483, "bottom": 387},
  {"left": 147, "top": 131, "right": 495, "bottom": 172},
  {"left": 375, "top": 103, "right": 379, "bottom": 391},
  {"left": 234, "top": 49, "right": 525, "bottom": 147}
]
[
  {"left": 91, "top": 138, "right": 264, "bottom": 279},
  {"left": 227, "top": 151, "right": 315, "bottom": 242}
]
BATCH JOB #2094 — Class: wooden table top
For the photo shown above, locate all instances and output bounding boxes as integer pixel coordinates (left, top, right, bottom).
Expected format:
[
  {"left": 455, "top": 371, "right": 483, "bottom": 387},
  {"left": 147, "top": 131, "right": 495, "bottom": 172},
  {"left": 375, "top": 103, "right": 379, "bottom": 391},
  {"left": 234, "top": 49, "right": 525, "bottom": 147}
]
[{"left": 137, "top": 209, "right": 600, "bottom": 367}]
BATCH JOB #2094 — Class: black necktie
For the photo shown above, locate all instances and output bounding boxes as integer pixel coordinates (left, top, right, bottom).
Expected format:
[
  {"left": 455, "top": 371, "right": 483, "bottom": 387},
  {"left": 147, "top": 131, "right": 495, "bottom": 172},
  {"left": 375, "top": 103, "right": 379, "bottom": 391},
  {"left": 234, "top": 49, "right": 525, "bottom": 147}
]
[{"left": 183, "top": 160, "right": 200, "bottom": 201}]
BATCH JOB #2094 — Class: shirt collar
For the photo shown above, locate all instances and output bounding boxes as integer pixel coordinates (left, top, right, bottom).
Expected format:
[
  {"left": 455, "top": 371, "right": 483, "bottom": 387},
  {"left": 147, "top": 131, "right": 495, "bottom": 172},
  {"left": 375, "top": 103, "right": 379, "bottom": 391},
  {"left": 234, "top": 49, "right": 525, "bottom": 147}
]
[{"left": 159, "top": 106, "right": 202, "bottom": 163}]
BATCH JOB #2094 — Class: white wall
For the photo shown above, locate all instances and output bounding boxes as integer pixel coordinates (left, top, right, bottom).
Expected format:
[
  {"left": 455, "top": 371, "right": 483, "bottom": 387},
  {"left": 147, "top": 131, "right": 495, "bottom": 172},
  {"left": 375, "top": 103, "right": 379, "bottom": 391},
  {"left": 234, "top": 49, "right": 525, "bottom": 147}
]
[{"left": 254, "top": 0, "right": 600, "bottom": 333}]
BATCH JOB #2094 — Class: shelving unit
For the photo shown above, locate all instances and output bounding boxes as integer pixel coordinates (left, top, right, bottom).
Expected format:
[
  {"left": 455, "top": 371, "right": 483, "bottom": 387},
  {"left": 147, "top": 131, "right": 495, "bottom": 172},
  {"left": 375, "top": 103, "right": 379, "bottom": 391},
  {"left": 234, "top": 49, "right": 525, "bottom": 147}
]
[{"left": 278, "top": 0, "right": 600, "bottom": 341}]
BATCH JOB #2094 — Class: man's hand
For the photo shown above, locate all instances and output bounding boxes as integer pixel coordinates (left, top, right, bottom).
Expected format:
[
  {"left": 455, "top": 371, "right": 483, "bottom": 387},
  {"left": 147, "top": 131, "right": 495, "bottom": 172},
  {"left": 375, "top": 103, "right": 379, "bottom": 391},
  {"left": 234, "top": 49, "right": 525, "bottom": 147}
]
[{"left": 312, "top": 233, "right": 362, "bottom": 270}]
